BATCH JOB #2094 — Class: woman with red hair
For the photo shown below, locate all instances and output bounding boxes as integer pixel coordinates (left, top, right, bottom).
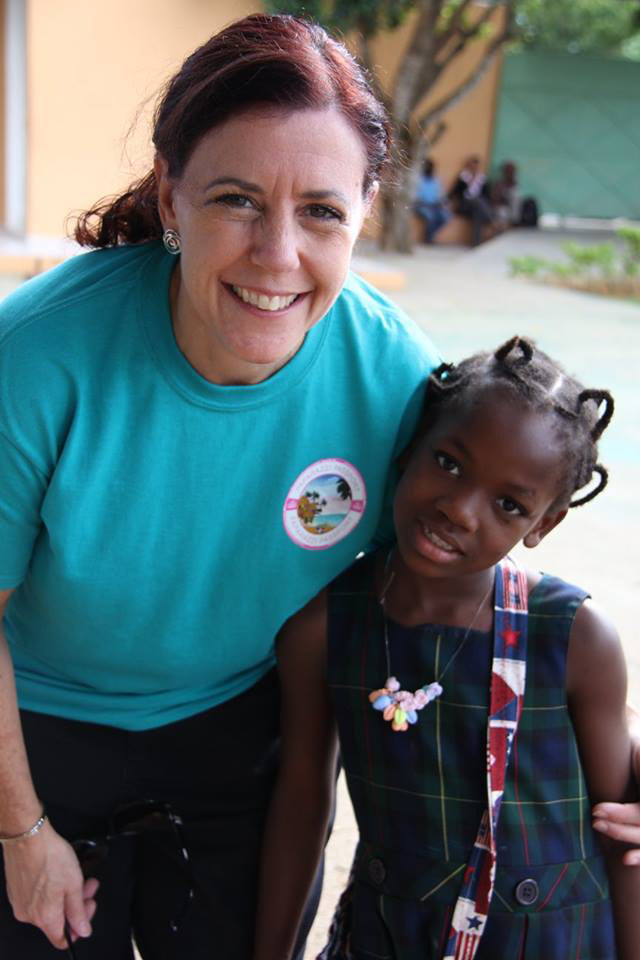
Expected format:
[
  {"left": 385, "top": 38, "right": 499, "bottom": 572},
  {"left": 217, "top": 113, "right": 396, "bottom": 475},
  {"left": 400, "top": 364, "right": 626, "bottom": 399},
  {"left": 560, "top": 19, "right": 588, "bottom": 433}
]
[{"left": 0, "top": 13, "right": 438, "bottom": 960}]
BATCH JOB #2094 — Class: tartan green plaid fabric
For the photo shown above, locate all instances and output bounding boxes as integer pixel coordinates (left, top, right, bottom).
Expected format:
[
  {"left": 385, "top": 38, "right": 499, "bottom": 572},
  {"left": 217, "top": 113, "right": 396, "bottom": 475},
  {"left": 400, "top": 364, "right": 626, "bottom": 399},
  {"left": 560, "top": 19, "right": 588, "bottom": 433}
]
[{"left": 322, "top": 551, "right": 615, "bottom": 960}]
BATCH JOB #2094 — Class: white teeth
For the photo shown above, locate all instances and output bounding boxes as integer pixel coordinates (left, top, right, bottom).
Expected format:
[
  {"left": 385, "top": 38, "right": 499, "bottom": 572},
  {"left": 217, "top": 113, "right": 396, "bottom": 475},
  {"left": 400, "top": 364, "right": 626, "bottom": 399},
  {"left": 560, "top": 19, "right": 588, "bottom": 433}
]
[
  {"left": 231, "top": 286, "right": 298, "bottom": 311},
  {"left": 422, "top": 524, "right": 456, "bottom": 552}
]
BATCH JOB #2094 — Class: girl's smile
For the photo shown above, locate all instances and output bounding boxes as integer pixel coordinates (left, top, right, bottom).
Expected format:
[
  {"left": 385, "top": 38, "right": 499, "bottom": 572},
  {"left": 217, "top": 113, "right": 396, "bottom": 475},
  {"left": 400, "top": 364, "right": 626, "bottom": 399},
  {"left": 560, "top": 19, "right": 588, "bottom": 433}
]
[
  {"left": 393, "top": 387, "right": 568, "bottom": 589},
  {"left": 414, "top": 520, "right": 464, "bottom": 562}
]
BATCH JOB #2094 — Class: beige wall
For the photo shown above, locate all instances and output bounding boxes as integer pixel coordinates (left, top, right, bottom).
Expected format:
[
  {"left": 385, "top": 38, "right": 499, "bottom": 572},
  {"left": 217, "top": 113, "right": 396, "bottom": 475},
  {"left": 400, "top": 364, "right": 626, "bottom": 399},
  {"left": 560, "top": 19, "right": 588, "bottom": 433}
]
[{"left": 26, "top": 0, "right": 259, "bottom": 235}]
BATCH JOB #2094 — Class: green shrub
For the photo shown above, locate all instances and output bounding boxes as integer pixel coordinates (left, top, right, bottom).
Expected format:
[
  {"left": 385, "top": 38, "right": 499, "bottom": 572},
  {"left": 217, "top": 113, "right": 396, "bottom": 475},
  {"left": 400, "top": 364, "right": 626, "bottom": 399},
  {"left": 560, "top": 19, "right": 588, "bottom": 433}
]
[
  {"left": 508, "top": 255, "right": 548, "bottom": 277},
  {"left": 561, "top": 241, "right": 616, "bottom": 277},
  {"left": 617, "top": 226, "right": 640, "bottom": 277},
  {"left": 547, "top": 262, "right": 574, "bottom": 278}
]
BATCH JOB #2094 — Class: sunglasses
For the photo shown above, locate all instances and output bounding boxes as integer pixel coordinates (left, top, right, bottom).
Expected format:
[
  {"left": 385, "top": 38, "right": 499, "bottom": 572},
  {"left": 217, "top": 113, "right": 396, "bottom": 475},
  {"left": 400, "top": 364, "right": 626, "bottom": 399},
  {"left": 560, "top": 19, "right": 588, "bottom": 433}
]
[{"left": 64, "top": 799, "right": 194, "bottom": 958}]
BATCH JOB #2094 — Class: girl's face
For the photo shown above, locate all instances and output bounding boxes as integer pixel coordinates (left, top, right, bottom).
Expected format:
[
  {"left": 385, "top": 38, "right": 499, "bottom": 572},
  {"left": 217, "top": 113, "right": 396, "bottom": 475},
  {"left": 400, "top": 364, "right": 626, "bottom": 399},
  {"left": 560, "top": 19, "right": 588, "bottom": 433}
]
[
  {"left": 155, "top": 106, "right": 372, "bottom": 385},
  {"left": 393, "top": 389, "right": 568, "bottom": 582}
]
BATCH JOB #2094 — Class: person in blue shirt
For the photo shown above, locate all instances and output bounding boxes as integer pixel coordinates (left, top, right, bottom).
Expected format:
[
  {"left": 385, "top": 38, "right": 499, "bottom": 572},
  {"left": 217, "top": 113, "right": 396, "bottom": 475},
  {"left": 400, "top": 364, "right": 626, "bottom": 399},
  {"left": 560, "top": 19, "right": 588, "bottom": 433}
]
[
  {"left": 413, "top": 159, "right": 451, "bottom": 243},
  {"left": 0, "top": 13, "right": 439, "bottom": 960}
]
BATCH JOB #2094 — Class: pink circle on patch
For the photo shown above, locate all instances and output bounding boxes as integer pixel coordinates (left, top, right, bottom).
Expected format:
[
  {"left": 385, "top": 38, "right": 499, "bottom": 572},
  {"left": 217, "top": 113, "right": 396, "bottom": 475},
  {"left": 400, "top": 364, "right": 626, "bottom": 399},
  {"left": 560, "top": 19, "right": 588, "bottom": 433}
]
[{"left": 283, "top": 458, "right": 367, "bottom": 550}]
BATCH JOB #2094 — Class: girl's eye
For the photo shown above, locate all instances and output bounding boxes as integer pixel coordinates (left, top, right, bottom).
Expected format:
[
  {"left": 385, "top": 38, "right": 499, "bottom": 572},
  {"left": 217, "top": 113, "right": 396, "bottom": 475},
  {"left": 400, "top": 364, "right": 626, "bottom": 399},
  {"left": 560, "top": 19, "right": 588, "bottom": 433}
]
[
  {"left": 306, "top": 203, "right": 344, "bottom": 222},
  {"left": 497, "top": 496, "right": 526, "bottom": 516},
  {"left": 435, "top": 452, "right": 460, "bottom": 476}
]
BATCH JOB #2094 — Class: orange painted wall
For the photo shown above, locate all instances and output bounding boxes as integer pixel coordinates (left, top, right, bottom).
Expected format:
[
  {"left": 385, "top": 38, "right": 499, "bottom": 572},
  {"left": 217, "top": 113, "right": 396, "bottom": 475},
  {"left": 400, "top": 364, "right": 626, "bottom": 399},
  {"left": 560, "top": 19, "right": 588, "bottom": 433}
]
[{"left": 26, "top": 0, "right": 259, "bottom": 235}]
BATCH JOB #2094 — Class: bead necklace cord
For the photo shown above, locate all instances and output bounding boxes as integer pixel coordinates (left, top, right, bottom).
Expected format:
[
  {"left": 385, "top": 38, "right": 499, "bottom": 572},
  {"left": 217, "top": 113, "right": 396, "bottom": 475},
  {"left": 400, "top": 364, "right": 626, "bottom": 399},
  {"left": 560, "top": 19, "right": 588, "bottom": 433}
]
[{"left": 370, "top": 551, "right": 494, "bottom": 732}]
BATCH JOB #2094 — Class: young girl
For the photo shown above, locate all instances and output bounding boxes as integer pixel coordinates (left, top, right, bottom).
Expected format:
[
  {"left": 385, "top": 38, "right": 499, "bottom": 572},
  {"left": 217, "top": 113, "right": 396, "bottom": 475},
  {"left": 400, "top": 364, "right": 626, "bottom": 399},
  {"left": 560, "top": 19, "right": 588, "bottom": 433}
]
[{"left": 254, "top": 336, "right": 638, "bottom": 960}]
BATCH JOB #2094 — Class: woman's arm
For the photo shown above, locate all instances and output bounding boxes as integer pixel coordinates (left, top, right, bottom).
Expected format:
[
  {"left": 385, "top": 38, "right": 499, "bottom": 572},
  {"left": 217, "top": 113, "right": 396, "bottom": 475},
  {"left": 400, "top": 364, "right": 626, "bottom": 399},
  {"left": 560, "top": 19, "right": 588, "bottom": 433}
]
[
  {"left": 0, "top": 588, "right": 97, "bottom": 949},
  {"left": 592, "top": 705, "right": 640, "bottom": 861},
  {"left": 253, "top": 590, "right": 338, "bottom": 960},
  {"left": 567, "top": 598, "right": 640, "bottom": 960}
]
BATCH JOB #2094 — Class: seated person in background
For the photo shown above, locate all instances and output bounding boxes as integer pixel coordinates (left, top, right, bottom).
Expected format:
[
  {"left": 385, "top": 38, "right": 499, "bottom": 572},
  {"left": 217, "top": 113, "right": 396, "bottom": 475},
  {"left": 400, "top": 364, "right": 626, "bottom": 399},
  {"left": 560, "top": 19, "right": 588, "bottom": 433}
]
[
  {"left": 448, "top": 154, "right": 494, "bottom": 247},
  {"left": 491, "top": 160, "right": 521, "bottom": 227},
  {"left": 491, "top": 160, "right": 540, "bottom": 229},
  {"left": 413, "top": 159, "right": 451, "bottom": 243}
]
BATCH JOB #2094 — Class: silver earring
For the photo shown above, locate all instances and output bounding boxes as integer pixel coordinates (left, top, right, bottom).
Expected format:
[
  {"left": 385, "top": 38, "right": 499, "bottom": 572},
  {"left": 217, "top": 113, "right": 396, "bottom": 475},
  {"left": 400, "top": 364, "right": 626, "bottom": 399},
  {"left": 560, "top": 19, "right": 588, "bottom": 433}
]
[{"left": 162, "top": 228, "right": 181, "bottom": 255}]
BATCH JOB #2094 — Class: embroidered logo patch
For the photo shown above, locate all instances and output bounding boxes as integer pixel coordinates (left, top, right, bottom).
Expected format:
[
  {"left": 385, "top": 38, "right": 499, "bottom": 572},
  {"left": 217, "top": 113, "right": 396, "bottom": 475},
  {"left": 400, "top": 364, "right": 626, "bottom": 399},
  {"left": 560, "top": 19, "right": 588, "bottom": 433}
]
[{"left": 283, "top": 459, "right": 366, "bottom": 550}]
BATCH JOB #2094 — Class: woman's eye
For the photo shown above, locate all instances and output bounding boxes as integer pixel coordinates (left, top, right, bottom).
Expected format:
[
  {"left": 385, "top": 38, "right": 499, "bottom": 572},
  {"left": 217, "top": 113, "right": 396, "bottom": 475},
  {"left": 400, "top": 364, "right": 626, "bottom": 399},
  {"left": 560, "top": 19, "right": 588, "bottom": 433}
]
[
  {"left": 497, "top": 496, "right": 526, "bottom": 516},
  {"left": 215, "top": 193, "right": 256, "bottom": 210},
  {"left": 435, "top": 452, "right": 460, "bottom": 476},
  {"left": 306, "top": 203, "right": 344, "bottom": 222}
]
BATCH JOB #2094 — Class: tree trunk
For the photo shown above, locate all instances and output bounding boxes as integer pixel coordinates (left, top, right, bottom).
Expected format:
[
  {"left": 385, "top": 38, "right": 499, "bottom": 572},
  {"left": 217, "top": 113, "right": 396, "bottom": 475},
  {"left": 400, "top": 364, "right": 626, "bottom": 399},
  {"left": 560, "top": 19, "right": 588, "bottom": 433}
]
[{"left": 379, "top": 129, "right": 424, "bottom": 253}]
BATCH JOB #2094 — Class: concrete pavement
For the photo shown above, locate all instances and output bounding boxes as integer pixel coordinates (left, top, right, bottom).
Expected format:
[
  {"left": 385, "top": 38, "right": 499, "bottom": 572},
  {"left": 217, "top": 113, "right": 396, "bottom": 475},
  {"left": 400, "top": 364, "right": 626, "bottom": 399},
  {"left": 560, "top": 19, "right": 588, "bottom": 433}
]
[{"left": 2, "top": 228, "right": 638, "bottom": 957}]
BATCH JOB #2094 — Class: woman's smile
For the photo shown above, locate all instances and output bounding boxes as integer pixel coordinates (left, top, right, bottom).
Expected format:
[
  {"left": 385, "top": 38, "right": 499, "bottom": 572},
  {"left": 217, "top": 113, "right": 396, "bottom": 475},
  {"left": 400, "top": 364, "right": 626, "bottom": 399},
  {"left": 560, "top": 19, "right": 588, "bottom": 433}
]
[{"left": 226, "top": 284, "right": 305, "bottom": 313}]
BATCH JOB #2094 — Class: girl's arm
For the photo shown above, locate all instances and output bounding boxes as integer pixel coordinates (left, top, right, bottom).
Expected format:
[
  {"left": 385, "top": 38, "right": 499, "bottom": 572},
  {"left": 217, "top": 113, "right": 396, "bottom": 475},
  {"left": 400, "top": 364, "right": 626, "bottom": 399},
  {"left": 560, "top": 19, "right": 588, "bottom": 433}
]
[
  {"left": 253, "top": 590, "right": 338, "bottom": 960},
  {"left": 567, "top": 598, "right": 640, "bottom": 960}
]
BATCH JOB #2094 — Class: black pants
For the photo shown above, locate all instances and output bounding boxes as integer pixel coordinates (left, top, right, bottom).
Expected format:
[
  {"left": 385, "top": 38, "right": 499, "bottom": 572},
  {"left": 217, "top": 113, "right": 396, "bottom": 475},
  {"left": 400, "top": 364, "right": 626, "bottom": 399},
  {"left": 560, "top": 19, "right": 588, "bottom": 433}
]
[
  {"left": 457, "top": 196, "right": 493, "bottom": 246},
  {"left": 0, "top": 671, "right": 323, "bottom": 959}
]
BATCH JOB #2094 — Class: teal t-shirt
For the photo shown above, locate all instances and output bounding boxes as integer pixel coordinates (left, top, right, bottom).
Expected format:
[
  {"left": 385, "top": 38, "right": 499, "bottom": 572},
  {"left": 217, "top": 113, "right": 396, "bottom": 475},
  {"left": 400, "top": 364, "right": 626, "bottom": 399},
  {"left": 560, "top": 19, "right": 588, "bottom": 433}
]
[{"left": 0, "top": 242, "right": 439, "bottom": 730}]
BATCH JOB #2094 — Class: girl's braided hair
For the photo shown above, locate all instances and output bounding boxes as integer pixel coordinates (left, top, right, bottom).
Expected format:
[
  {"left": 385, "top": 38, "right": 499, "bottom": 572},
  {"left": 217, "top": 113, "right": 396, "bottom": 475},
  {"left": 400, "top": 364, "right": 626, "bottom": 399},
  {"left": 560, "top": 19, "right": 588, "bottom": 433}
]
[{"left": 422, "top": 336, "right": 614, "bottom": 509}]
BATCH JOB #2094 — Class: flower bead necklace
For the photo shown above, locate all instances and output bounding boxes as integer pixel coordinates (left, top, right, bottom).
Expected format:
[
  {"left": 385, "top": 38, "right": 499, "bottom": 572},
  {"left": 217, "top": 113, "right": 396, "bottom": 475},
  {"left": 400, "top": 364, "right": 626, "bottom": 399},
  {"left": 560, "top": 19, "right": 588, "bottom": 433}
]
[{"left": 369, "top": 551, "right": 494, "bottom": 732}]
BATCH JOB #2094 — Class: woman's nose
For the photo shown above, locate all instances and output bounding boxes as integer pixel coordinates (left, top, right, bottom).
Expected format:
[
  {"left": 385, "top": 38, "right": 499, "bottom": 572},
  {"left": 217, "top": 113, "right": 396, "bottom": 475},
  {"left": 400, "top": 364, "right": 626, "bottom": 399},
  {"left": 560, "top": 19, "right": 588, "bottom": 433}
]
[{"left": 249, "top": 214, "right": 301, "bottom": 274}]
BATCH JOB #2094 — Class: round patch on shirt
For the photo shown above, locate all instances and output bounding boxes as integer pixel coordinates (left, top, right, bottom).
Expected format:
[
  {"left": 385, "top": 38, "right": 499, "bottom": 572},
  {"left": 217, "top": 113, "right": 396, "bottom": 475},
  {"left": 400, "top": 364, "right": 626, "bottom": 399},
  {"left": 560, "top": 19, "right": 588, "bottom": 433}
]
[{"left": 283, "top": 459, "right": 367, "bottom": 550}]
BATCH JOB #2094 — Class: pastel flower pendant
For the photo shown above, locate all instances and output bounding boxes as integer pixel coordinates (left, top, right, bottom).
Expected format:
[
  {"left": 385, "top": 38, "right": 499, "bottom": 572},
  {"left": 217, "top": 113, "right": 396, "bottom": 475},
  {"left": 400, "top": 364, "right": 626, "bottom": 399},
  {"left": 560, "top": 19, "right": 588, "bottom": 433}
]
[{"left": 369, "top": 676, "right": 443, "bottom": 732}]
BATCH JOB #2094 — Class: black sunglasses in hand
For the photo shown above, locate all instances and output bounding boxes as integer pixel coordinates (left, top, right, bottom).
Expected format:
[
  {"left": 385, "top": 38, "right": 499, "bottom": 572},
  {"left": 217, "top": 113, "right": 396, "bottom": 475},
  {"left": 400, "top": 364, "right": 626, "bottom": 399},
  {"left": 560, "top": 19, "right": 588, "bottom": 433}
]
[{"left": 64, "top": 799, "right": 194, "bottom": 958}]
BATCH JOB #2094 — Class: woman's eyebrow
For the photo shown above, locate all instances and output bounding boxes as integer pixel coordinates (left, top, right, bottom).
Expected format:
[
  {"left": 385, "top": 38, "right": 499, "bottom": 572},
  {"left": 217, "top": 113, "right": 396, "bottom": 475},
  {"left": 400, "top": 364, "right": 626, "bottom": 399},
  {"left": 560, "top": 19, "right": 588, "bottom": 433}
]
[
  {"left": 203, "top": 176, "right": 262, "bottom": 192},
  {"left": 300, "top": 188, "right": 349, "bottom": 206}
]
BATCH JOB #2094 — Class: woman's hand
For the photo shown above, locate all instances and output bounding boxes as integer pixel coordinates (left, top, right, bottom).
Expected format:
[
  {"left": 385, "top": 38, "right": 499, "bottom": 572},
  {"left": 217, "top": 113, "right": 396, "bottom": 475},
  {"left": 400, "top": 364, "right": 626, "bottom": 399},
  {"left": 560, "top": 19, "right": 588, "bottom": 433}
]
[
  {"left": 592, "top": 708, "right": 640, "bottom": 865},
  {"left": 3, "top": 819, "right": 98, "bottom": 949}
]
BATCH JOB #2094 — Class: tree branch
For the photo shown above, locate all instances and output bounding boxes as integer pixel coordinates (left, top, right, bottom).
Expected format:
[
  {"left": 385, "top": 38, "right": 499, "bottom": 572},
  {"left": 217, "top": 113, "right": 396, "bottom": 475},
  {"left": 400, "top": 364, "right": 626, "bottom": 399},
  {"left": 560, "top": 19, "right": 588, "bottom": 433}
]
[
  {"left": 425, "top": 118, "right": 448, "bottom": 149},
  {"left": 436, "top": 2, "right": 498, "bottom": 72},
  {"left": 392, "top": 0, "right": 442, "bottom": 123},
  {"left": 434, "top": 0, "right": 476, "bottom": 55},
  {"left": 415, "top": 0, "right": 516, "bottom": 133}
]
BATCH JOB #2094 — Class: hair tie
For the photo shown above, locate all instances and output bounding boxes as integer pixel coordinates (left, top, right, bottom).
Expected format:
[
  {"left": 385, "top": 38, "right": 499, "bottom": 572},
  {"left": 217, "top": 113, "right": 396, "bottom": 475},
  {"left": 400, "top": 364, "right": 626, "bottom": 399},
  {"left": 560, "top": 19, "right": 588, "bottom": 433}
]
[
  {"left": 570, "top": 463, "right": 608, "bottom": 508},
  {"left": 434, "top": 362, "right": 455, "bottom": 382},
  {"left": 495, "top": 335, "right": 533, "bottom": 367},
  {"left": 577, "top": 389, "right": 614, "bottom": 442}
]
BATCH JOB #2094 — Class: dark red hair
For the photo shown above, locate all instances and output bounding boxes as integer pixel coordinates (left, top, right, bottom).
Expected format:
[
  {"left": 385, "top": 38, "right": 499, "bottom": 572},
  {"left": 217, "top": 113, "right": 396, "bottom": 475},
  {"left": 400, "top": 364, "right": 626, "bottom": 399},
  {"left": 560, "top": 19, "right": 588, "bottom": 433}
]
[{"left": 74, "top": 13, "right": 390, "bottom": 248}]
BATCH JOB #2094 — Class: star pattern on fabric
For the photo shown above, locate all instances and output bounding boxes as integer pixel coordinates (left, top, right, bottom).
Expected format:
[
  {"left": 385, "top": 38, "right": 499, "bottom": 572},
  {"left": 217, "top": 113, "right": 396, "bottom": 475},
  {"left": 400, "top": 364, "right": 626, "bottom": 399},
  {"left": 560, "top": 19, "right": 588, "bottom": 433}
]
[
  {"left": 502, "top": 628, "right": 520, "bottom": 648},
  {"left": 467, "top": 916, "right": 482, "bottom": 930}
]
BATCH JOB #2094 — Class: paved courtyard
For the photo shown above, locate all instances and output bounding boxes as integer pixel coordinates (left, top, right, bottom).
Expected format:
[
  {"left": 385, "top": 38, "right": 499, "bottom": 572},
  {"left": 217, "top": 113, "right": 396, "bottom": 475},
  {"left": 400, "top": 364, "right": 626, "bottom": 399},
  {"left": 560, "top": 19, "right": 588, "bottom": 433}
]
[
  {"left": 307, "top": 228, "right": 640, "bottom": 956},
  {"left": 1, "top": 225, "right": 638, "bottom": 957}
]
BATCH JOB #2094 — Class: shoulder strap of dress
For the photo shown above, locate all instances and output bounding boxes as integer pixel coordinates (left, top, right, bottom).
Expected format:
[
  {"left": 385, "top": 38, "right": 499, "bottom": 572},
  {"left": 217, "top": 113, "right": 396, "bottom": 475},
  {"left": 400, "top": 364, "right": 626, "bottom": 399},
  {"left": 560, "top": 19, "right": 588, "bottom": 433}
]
[{"left": 443, "top": 556, "right": 529, "bottom": 960}]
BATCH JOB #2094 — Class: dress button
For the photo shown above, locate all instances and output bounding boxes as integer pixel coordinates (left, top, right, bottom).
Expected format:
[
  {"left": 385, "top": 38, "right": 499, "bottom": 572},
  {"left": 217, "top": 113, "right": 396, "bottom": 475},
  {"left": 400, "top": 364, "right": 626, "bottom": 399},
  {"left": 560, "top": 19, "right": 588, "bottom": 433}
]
[
  {"left": 514, "top": 878, "right": 539, "bottom": 906},
  {"left": 368, "top": 858, "right": 386, "bottom": 886}
]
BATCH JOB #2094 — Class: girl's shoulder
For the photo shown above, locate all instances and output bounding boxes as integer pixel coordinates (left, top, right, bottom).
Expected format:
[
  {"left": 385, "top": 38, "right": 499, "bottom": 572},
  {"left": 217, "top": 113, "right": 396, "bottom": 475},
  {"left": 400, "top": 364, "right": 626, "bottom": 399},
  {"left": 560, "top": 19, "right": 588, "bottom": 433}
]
[{"left": 525, "top": 567, "right": 590, "bottom": 621}]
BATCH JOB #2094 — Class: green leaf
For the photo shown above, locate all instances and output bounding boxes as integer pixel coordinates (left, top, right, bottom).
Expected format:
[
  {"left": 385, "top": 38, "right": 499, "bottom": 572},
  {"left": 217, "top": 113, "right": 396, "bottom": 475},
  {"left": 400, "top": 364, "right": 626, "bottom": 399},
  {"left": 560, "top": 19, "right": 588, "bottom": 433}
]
[{"left": 514, "top": 0, "right": 639, "bottom": 55}]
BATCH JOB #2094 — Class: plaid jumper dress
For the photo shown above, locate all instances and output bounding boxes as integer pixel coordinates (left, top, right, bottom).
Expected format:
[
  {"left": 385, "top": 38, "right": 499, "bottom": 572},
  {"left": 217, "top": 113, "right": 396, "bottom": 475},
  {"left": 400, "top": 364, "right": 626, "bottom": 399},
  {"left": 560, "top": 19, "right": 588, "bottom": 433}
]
[{"left": 321, "top": 551, "right": 616, "bottom": 960}]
